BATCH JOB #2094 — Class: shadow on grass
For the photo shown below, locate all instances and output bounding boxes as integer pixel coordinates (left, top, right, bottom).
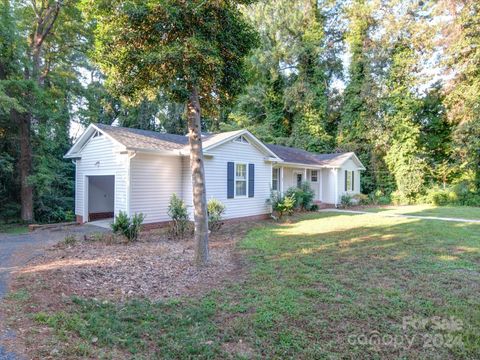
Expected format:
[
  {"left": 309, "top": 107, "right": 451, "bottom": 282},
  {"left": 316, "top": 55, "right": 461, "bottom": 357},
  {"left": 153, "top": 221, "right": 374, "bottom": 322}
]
[{"left": 14, "top": 212, "right": 480, "bottom": 359}]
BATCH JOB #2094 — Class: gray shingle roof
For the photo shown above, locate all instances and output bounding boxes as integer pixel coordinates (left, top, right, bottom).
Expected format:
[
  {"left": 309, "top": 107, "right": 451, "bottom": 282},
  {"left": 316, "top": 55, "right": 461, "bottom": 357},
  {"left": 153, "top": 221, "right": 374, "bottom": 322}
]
[
  {"left": 265, "top": 143, "right": 353, "bottom": 168},
  {"left": 94, "top": 124, "right": 357, "bottom": 168},
  {"left": 95, "top": 123, "right": 189, "bottom": 151},
  {"left": 265, "top": 144, "right": 320, "bottom": 165}
]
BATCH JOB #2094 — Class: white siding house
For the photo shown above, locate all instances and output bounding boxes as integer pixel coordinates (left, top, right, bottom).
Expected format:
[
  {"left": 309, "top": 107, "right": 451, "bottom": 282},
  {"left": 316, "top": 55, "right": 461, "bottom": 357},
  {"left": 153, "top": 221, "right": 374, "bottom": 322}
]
[{"left": 65, "top": 124, "right": 365, "bottom": 226}]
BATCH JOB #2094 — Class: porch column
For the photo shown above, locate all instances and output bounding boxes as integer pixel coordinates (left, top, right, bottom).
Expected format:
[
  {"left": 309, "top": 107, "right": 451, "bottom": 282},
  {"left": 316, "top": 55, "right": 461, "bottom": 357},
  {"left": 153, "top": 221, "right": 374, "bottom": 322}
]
[
  {"left": 280, "top": 167, "right": 284, "bottom": 193},
  {"left": 304, "top": 168, "right": 307, "bottom": 184},
  {"left": 334, "top": 168, "right": 338, "bottom": 207}
]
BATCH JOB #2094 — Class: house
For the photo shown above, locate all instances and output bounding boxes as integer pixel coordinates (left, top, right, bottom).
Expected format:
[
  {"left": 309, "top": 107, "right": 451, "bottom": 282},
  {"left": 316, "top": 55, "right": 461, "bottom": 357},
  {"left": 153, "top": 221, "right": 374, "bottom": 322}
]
[{"left": 65, "top": 124, "right": 365, "bottom": 226}]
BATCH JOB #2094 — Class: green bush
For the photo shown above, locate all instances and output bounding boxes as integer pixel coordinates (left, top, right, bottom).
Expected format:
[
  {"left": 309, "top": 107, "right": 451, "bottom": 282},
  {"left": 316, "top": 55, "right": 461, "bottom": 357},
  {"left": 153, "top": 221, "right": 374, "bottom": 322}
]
[
  {"left": 167, "top": 193, "right": 190, "bottom": 238},
  {"left": 368, "top": 190, "right": 391, "bottom": 205},
  {"left": 285, "top": 182, "right": 315, "bottom": 210},
  {"left": 421, "top": 182, "right": 480, "bottom": 207},
  {"left": 111, "top": 211, "right": 145, "bottom": 242},
  {"left": 207, "top": 198, "right": 226, "bottom": 232},
  {"left": 352, "top": 193, "right": 370, "bottom": 205},
  {"left": 269, "top": 191, "right": 295, "bottom": 219},
  {"left": 340, "top": 194, "right": 353, "bottom": 208}
]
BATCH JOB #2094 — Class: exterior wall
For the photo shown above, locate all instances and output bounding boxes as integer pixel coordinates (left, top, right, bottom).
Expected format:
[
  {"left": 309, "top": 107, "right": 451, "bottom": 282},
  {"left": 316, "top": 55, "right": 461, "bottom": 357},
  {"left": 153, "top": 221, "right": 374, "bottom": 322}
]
[
  {"left": 321, "top": 168, "right": 337, "bottom": 204},
  {"left": 129, "top": 153, "right": 182, "bottom": 224},
  {"left": 196, "top": 140, "right": 272, "bottom": 220},
  {"left": 75, "top": 135, "right": 128, "bottom": 220},
  {"left": 337, "top": 159, "right": 361, "bottom": 203},
  {"left": 181, "top": 156, "right": 194, "bottom": 218}
]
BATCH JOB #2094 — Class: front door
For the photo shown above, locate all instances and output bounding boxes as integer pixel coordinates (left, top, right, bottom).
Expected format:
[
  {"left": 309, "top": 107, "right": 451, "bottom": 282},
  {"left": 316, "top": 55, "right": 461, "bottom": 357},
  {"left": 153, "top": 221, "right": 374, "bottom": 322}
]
[{"left": 296, "top": 173, "right": 302, "bottom": 188}]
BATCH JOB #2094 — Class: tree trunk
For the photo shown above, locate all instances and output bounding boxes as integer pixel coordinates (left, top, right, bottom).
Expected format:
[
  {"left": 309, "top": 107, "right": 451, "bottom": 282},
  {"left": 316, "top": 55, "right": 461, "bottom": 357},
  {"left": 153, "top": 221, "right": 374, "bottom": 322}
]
[
  {"left": 15, "top": 109, "right": 34, "bottom": 222},
  {"left": 186, "top": 86, "right": 209, "bottom": 265}
]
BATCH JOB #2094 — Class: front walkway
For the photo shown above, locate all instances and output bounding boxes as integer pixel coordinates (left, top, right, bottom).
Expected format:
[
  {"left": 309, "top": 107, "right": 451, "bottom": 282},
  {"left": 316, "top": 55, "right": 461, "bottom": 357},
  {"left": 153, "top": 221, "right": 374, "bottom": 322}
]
[{"left": 320, "top": 208, "right": 480, "bottom": 223}]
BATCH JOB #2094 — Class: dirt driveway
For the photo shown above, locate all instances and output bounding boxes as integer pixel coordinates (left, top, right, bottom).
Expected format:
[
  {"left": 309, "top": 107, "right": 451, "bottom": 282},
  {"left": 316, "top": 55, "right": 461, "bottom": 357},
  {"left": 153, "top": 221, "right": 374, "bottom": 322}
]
[{"left": 0, "top": 224, "right": 108, "bottom": 360}]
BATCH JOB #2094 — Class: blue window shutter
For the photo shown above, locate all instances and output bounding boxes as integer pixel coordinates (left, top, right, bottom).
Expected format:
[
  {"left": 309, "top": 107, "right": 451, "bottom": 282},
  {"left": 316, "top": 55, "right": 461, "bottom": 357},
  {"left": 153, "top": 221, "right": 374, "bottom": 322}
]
[
  {"left": 352, "top": 171, "right": 354, "bottom": 191},
  {"left": 248, "top": 164, "right": 255, "bottom": 197},
  {"left": 345, "top": 170, "right": 347, "bottom": 191},
  {"left": 227, "top": 162, "right": 234, "bottom": 199}
]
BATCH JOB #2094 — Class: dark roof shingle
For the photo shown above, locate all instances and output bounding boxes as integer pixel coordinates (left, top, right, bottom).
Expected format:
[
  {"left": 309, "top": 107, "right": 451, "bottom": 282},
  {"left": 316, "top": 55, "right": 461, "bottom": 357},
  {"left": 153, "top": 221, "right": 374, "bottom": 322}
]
[
  {"left": 94, "top": 124, "right": 357, "bottom": 168},
  {"left": 265, "top": 143, "right": 353, "bottom": 168}
]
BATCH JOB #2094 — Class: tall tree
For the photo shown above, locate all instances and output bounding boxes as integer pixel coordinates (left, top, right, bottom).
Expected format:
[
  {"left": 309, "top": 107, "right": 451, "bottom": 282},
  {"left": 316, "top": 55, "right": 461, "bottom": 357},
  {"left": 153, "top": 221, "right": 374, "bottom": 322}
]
[
  {"left": 87, "top": 0, "right": 258, "bottom": 265},
  {"left": 338, "top": 0, "right": 381, "bottom": 193},
  {"left": 440, "top": 0, "right": 480, "bottom": 188},
  {"left": 229, "top": 0, "right": 342, "bottom": 151}
]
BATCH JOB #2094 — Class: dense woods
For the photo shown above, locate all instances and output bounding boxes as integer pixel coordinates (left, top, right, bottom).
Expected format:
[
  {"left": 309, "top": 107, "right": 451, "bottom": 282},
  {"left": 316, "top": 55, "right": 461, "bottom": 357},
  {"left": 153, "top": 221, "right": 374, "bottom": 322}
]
[{"left": 1, "top": 0, "right": 479, "bottom": 224}]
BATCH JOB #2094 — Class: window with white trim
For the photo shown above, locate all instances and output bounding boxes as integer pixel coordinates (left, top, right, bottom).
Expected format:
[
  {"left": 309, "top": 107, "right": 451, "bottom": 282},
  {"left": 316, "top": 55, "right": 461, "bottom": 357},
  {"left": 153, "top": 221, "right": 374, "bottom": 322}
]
[
  {"left": 311, "top": 170, "right": 318, "bottom": 182},
  {"left": 235, "top": 163, "right": 247, "bottom": 196},
  {"left": 234, "top": 135, "right": 250, "bottom": 144},
  {"left": 272, "top": 168, "right": 279, "bottom": 191}
]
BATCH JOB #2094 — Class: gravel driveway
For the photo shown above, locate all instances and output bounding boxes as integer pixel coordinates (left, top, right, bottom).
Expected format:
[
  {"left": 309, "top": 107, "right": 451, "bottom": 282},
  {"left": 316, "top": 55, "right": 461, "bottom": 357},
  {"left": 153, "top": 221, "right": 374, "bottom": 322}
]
[{"left": 0, "top": 224, "right": 109, "bottom": 360}]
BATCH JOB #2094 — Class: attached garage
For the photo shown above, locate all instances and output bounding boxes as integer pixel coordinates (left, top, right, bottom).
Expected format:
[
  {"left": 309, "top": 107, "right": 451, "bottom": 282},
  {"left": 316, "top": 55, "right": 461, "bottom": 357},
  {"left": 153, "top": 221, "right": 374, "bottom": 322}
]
[{"left": 86, "top": 175, "right": 115, "bottom": 221}]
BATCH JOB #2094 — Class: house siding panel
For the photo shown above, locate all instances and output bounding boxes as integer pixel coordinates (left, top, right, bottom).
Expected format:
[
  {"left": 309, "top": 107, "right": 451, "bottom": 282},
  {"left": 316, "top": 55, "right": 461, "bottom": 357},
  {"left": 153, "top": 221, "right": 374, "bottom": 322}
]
[
  {"left": 130, "top": 153, "right": 183, "bottom": 224},
  {"left": 337, "top": 158, "right": 361, "bottom": 203},
  {"left": 199, "top": 140, "right": 272, "bottom": 220}
]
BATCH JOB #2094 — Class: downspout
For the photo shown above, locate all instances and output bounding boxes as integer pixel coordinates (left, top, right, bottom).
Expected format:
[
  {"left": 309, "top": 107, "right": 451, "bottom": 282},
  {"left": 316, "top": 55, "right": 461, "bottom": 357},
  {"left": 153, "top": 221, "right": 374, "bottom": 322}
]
[{"left": 126, "top": 151, "right": 137, "bottom": 217}]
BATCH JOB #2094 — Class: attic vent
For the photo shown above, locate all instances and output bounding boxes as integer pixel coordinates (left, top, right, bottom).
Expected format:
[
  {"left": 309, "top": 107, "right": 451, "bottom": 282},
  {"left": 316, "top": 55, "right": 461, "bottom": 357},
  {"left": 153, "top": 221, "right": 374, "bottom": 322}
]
[
  {"left": 93, "top": 130, "right": 103, "bottom": 138},
  {"left": 234, "top": 135, "right": 249, "bottom": 144}
]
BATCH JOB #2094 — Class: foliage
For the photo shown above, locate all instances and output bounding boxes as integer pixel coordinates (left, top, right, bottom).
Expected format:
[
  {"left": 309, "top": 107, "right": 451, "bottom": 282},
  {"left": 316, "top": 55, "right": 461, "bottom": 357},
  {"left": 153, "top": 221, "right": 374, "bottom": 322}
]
[
  {"left": 285, "top": 183, "right": 315, "bottom": 210},
  {"left": 111, "top": 211, "right": 145, "bottom": 242},
  {"left": 339, "top": 194, "right": 353, "bottom": 208},
  {"left": 63, "top": 235, "right": 77, "bottom": 247},
  {"left": 207, "top": 198, "right": 226, "bottom": 232},
  {"left": 352, "top": 193, "right": 369, "bottom": 205},
  {"left": 269, "top": 191, "right": 295, "bottom": 220},
  {"left": 167, "top": 194, "right": 190, "bottom": 239}
]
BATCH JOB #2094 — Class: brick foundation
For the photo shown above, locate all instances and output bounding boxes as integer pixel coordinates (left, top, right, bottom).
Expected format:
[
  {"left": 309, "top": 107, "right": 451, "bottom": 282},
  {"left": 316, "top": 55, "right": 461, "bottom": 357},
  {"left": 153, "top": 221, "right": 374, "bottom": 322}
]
[
  {"left": 76, "top": 215, "right": 84, "bottom": 224},
  {"left": 222, "top": 213, "right": 271, "bottom": 223},
  {"left": 140, "top": 213, "right": 271, "bottom": 231}
]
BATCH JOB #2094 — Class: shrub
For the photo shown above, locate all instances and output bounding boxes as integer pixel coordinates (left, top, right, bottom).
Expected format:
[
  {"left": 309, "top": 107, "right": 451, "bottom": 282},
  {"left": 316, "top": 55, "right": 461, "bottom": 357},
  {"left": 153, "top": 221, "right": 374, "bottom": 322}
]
[
  {"left": 285, "top": 187, "right": 303, "bottom": 208},
  {"left": 269, "top": 191, "right": 295, "bottom": 219},
  {"left": 207, "top": 198, "right": 226, "bottom": 232},
  {"left": 285, "top": 182, "right": 315, "bottom": 210},
  {"left": 167, "top": 194, "right": 190, "bottom": 238},
  {"left": 368, "top": 189, "right": 391, "bottom": 206},
  {"left": 111, "top": 211, "right": 145, "bottom": 242},
  {"left": 352, "top": 193, "right": 370, "bottom": 205},
  {"left": 340, "top": 194, "right": 353, "bottom": 208}
]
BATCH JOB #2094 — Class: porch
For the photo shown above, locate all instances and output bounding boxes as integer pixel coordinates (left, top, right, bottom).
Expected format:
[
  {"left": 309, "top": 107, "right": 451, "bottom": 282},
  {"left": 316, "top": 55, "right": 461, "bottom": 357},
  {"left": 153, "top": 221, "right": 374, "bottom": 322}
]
[{"left": 271, "top": 165, "right": 340, "bottom": 206}]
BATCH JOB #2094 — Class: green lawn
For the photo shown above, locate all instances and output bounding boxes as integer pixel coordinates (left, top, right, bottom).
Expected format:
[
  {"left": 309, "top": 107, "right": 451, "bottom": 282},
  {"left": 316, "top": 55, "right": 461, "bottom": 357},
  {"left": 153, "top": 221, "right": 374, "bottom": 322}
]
[
  {"left": 24, "top": 212, "right": 480, "bottom": 358},
  {"left": 0, "top": 223, "right": 29, "bottom": 234},
  {"left": 363, "top": 204, "right": 480, "bottom": 220}
]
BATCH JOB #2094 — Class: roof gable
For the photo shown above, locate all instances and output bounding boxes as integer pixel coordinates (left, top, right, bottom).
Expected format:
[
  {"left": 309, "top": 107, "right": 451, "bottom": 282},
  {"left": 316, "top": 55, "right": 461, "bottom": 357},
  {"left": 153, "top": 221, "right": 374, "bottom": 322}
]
[{"left": 65, "top": 124, "right": 365, "bottom": 169}]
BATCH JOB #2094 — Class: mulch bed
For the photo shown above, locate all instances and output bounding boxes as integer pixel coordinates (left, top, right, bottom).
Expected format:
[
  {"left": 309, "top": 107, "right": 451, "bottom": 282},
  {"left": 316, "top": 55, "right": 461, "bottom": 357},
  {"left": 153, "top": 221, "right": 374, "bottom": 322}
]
[
  {"left": 12, "top": 221, "right": 267, "bottom": 302},
  {"left": 0, "top": 220, "right": 269, "bottom": 358}
]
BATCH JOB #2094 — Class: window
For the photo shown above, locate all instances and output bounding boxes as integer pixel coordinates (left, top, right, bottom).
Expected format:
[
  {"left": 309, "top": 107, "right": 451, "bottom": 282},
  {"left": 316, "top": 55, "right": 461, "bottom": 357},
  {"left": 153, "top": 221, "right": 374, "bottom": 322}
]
[
  {"left": 272, "top": 168, "right": 279, "bottom": 191},
  {"left": 311, "top": 170, "right": 318, "bottom": 182},
  {"left": 234, "top": 135, "right": 249, "bottom": 144},
  {"left": 235, "top": 163, "right": 247, "bottom": 196},
  {"left": 345, "top": 170, "right": 354, "bottom": 191}
]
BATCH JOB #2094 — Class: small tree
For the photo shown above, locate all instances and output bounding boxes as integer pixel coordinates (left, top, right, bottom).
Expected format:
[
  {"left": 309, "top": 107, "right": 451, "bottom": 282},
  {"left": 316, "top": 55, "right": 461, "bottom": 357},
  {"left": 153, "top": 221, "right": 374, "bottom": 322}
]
[
  {"left": 167, "top": 194, "right": 190, "bottom": 238},
  {"left": 87, "top": 0, "right": 258, "bottom": 265},
  {"left": 111, "top": 211, "right": 145, "bottom": 242},
  {"left": 207, "top": 198, "right": 226, "bottom": 232}
]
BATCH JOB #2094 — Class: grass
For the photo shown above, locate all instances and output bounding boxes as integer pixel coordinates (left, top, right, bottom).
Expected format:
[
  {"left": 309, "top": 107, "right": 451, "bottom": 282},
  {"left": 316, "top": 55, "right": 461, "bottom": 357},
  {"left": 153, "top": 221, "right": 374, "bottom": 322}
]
[
  {"left": 22, "top": 212, "right": 480, "bottom": 358},
  {"left": 0, "top": 223, "right": 29, "bottom": 234},
  {"left": 363, "top": 204, "right": 480, "bottom": 220}
]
